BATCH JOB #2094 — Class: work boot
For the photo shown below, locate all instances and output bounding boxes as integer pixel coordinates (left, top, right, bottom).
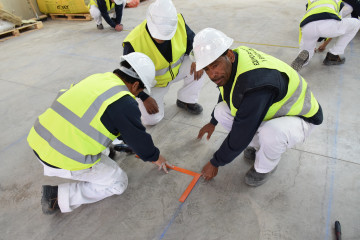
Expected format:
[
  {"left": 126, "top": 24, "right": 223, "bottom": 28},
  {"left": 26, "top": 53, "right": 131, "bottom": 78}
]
[
  {"left": 41, "top": 185, "right": 59, "bottom": 215},
  {"left": 176, "top": 99, "right": 203, "bottom": 115},
  {"left": 245, "top": 166, "right": 277, "bottom": 187},
  {"left": 243, "top": 147, "right": 256, "bottom": 164},
  {"left": 291, "top": 50, "right": 309, "bottom": 72},
  {"left": 108, "top": 144, "right": 117, "bottom": 159},
  {"left": 97, "top": 24, "right": 104, "bottom": 30},
  {"left": 323, "top": 52, "right": 345, "bottom": 66},
  {"left": 113, "top": 143, "right": 135, "bottom": 154}
]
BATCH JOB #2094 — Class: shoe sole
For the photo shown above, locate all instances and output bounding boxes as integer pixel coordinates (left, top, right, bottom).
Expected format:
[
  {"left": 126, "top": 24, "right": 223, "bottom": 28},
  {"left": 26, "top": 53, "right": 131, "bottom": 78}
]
[
  {"left": 176, "top": 101, "right": 203, "bottom": 115},
  {"left": 245, "top": 166, "right": 278, "bottom": 187},
  {"left": 291, "top": 50, "right": 309, "bottom": 71},
  {"left": 41, "top": 185, "right": 59, "bottom": 215},
  {"left": 323, "top": 58, "right": 345, "bottom": 66}
]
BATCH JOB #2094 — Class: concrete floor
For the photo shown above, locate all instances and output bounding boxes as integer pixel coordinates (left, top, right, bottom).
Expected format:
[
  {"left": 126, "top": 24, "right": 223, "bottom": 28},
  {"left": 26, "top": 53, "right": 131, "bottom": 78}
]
[{"left": 0, "top": 0, "right": 359, "bottom": 239}]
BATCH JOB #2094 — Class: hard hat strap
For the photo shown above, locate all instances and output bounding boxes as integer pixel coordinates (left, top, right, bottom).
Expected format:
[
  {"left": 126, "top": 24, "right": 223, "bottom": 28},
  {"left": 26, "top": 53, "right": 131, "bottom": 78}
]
[{"left": 119, "top": 66, "right": 140, "bottom": 80}]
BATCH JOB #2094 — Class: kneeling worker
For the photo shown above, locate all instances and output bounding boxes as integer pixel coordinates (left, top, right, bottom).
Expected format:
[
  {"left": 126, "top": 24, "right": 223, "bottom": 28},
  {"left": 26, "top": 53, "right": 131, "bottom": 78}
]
[
  {"left": 27, "top": 52, "right": 169, "bottom": 214},
  {"left": 89, "top": 0, "right": 125, "bottom": 31},
  {"left": 193, "top": 28, "right": 323, "bottom": 186}
]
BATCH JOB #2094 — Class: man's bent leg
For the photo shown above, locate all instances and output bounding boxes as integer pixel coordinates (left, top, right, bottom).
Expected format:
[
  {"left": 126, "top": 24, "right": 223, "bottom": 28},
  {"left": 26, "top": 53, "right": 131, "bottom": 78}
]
[
  {"left": 254, "top": 116, "right": 314, "bottom": 173},
  {"left": 213, "top": 101, "right": 233, "bottom": 132},
  {"left": 89, "top": 5, "right": 102, "bottom": 26},
  {"left": 136, "top": 86, "right": 169, "bottom": 125},
  {"left": 56, "top": 155, "right": 127, "bottom": 213},
  {"left": 175, "top": 56, "right": 206, "bottom": 113}
]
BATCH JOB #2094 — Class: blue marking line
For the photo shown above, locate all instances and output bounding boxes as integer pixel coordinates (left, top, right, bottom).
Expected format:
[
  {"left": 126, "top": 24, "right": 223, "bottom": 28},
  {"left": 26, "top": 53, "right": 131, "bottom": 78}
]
[
  {"left": 324, "top": 42, "right": 352, "bottom": 239},
  {"left": 0, "top": 134, "right": 27, "bottom": 155},
  {"left": 159, "top": 202, "right": 185, "bottom": 240}
]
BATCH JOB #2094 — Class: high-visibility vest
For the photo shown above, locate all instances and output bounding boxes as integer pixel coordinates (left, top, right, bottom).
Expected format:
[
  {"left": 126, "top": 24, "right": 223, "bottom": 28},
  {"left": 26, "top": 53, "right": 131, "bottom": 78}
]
[
  {"left": 89, "top": 0, "right": 115, "bottom": 11},
  {"left": 219, "top": 47, "right": 319, "bottom": 120},
  {"left": 123, "top": 14, "right": 187, "bottom": 87},
  {"left": 299, "top": 0, "right": 342, "bottom": 43},
  {"left": 27, "top": 72, "right": 134, "bottom": 171}
]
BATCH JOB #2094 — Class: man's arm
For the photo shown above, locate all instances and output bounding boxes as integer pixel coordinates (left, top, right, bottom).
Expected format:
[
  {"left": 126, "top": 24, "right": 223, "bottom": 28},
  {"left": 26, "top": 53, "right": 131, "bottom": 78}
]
[
  {"left": 114, "top": 3, "right": 124, "bottom": 25},
  {"left": 97, "top": 0, "right": 116, "bottom": 28},
  {"left": 184, "top": 22, "right": 195, "bottom": 55},
  {"left": 102, "top": 95, "right": 159, "bottom": 162},
  {"left": 210, "top": 89, "right": 275, "bottom": 167}
]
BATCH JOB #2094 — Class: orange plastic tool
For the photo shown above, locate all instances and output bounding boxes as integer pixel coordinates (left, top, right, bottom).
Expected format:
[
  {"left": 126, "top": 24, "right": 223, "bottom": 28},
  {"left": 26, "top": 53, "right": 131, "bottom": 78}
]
[{"left": 166, "top": 164, "right": 201, "bottom": 202}]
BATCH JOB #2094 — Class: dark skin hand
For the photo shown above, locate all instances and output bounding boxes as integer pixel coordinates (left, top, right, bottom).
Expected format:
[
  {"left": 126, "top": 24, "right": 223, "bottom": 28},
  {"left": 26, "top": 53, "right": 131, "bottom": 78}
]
[
  {"left": 190, "top": 62, "right": 204, "bottom": 80},
  {"left": 197, "top": 123, "right": 215, "bottom": 140},
  {"left": 197, "top": 123, "right": 218, "bottom": 180},
  {"left": 143, "top": 96, "right": 159, "bottom": 114},
  {"left": 201, "top": 161, "right": 218, "bottom": 180}
]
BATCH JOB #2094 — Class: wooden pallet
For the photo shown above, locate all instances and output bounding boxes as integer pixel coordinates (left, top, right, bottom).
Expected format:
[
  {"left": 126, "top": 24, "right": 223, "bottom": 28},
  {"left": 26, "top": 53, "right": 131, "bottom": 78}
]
[
  {"left": 49, "top": 13, "right": 91, "bottom": 21},
  {"left": 0, "top": 21, "right": 43, "bottom": 42}
]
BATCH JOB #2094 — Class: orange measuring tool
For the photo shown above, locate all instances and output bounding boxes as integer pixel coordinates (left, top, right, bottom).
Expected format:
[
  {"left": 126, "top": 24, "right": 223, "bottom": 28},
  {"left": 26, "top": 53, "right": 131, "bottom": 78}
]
[{"left": 166, "top": 164, "right": 201, "bottom": 202}]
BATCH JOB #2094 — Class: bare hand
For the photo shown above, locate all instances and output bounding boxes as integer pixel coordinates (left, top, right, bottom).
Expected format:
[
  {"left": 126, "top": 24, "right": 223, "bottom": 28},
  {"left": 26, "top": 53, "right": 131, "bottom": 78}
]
[
  {"left": 143, "top": 96, "right": 159, "bottom": 114},
  {"left": 190, "top": 62, "right": 204, "bottom": 80},
  {"left": 115, "top": 24, "right": 123, "bottom": 32},
  {"left": 201, "top": 161, "right": 218, "bottom": 180},
  {"left": 153, "top": 154, "right": 170, "bottom": 173},
  {"left": 197, "top": 123, "right": 215, "bottom": 140}
]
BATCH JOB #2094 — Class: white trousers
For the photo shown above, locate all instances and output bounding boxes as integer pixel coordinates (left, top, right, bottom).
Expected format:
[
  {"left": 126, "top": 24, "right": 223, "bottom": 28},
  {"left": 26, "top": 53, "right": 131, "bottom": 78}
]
[
  {"left": 137, "top": 55, "right": 206, "bottom": 125},
  {"left": 300, "top": 18, "right": 360, "bottom": 62},
  {"left": 214, "top": 102, "right": 315, "bottom": 173},
  {"left": 39, "top": 154, "right": 128, "bottom": 213}
]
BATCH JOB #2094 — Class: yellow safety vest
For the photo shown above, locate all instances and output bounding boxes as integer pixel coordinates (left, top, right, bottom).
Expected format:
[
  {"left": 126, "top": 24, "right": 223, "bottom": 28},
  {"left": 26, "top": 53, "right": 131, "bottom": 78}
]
[
  {"left": 27, "top": 72, "right": 134, "bottom": 171},
  {"left": 123, "top": 14, "right": 187, "bottom": 87},
  {"left": 299, "top": 0, "right": 342, "bottom": 43},
  {"left": 219, "top": 47, "right": 319, "bottom": 120},
  {"left": 89, "top": 0, "right": 115, "bottom": 11}
]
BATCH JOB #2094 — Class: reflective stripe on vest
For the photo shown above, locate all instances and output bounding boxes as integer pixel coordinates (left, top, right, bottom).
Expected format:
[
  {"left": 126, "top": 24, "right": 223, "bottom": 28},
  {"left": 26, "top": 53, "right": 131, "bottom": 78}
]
[
  {"left": 33, "top": 85, "right": 128, "bottom": 165},
  {"left": 221, "top": 47, "right": 319, "bottom": 121},
  {"left": 123, "top": 14, "right": 187, "bottom": 87},
  {"left": 155, "top": 55, "right": 185, "bottom": 76},
  {"left": 271, "top": 72, "right": 312, "bottom": 118}
]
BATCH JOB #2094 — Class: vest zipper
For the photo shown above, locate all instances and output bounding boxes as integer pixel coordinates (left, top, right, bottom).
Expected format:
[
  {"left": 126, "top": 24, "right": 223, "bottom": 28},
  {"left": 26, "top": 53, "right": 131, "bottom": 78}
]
[{"left": 168, "top": 62, "right": 175, "bottom": 80}]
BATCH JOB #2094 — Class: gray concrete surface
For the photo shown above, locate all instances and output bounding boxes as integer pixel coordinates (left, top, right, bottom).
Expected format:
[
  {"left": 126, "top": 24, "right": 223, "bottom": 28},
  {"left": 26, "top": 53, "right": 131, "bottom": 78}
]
[{"left": 0, "top": 0, "right": 359, "bottom": 239}]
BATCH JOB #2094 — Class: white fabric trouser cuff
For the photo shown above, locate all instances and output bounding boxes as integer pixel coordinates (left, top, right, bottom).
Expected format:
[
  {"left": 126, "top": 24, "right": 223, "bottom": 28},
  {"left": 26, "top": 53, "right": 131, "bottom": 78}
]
[{"left": 214, "top": 101, "right": 316, "bottom": 173}]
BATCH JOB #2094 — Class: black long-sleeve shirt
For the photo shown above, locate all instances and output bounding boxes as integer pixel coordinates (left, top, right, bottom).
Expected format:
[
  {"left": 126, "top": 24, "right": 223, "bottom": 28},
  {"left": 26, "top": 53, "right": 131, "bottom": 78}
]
[
  {"left": 123, "top": 17, "right": 195, "bottom": 101},
  {"left": 97, "top": 0, "right": 124, "bottom": 28},
  {"left": 101, "top": 95, "right": 160, "bottom": 162},
  {"left": 209, "top": 52, "right": 323, "bottom": 168}
]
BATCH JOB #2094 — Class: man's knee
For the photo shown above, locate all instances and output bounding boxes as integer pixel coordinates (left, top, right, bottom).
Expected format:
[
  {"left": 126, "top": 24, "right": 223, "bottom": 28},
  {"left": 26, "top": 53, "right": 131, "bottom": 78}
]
[
  {"left": 111, "top": 171, "right": 128, "bottom": 195},
  {"left": 89, "top": 6, "right": 101, "bottom": 18},
  {"left": 141, "top": 113, "right": 164, "bottom": 126},
  {"left": 258, "top": 122, "right": 285, "bottom": 148}
]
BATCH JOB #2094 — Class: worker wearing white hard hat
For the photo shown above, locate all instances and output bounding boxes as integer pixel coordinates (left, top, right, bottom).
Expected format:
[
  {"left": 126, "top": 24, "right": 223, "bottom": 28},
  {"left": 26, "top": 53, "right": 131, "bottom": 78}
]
[
  {"left": 27, "top": 52, "right": 171, "bottom": 214},
  {"left": 89, "top": 0, "right": 126, "bottom": 31},
  {"left": 290, "top": 0, "right": 360, "bottom": 71},
  {"left": 122, "top": 0, "right": 206, "bottom": 126},
  {"left": 193, "top": 28, "right": 323, "bottom": 187}
]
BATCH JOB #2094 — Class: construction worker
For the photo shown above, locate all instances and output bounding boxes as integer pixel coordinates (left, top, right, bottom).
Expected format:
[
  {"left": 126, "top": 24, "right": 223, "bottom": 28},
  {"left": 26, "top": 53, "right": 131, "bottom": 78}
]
[
  {"left": 89, "top": 0, "right": 125, "bottom": 31},
  {"left": 193, "top": 28, "right": 323, "bottom": 186},
  {"left": 27, "top": 52, "right": 170, "bottom": 214},
  {"left": 291, "top": 0, "right": 360, "bottom": 71},
  {"left": 122, "top": 0, "right": 205, "bottom": 126},
  {"left": 317, "top": 0, "right": 360, "bottom": 52}
]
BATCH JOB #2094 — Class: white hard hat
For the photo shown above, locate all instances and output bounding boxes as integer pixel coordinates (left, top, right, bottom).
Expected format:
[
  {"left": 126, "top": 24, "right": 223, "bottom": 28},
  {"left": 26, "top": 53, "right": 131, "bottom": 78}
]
[
  {"left": 120, "top": 52, "right": 156, "bottom": 94},
  {"left": 191, "top": 28, "right": 234, "bottom": 71},
  {"left": 146, "top": 0, "right": 178, "bottom": 40}
]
